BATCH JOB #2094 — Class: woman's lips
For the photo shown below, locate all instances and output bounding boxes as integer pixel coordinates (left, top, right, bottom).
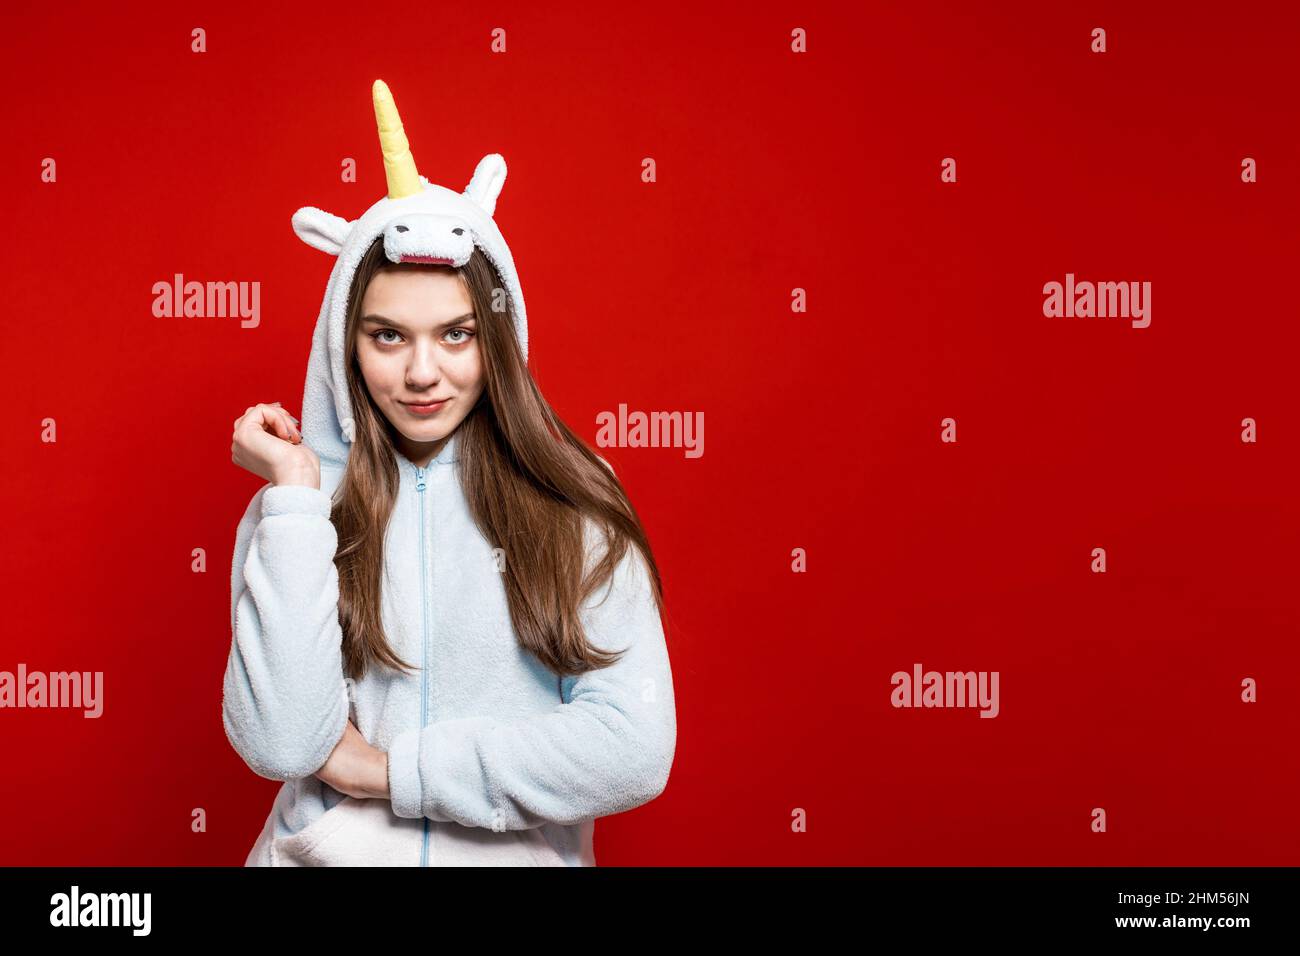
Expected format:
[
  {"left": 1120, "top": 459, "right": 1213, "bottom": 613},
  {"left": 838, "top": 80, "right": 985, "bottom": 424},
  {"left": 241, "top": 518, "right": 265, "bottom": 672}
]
[{"left": 403, "top": 399, "right": 448, "bottom": 416}]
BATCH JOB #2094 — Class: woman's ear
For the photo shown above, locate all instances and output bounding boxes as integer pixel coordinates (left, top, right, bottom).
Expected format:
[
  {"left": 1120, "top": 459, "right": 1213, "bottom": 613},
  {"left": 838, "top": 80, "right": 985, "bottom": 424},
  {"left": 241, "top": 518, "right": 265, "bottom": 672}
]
[{"left": 292, "top": 206, "right": 353, "bottom": 255}]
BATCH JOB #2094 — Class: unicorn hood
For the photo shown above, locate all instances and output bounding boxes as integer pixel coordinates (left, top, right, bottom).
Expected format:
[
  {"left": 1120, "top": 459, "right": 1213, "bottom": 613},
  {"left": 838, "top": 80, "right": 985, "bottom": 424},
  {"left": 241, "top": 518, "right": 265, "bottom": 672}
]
[{"left": 291, "top": 79, "right": 529, "bottom": 468}]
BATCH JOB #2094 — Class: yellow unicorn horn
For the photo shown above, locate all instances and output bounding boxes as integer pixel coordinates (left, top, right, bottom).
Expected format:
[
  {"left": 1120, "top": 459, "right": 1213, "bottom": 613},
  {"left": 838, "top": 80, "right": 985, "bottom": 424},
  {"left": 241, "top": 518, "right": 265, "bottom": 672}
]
[{"left": 372, "top": 79, "right": 421, "bottom": 199}]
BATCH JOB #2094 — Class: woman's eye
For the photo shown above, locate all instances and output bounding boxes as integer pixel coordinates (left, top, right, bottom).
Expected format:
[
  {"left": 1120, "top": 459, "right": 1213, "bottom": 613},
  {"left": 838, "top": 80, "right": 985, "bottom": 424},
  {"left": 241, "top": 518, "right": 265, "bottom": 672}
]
[
  {"left": 445, "top": 328, "right": 475, "bottom": 345},
  {"left": 373, "top": 329, "right": 402, "bottom": 345}
]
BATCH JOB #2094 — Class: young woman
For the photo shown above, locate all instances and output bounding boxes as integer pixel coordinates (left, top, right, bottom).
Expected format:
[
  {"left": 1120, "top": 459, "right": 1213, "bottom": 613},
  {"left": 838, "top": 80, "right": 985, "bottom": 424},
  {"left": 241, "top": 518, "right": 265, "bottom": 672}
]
[{"left": 221, "top": 80, "right": 676, "bottom": 866}]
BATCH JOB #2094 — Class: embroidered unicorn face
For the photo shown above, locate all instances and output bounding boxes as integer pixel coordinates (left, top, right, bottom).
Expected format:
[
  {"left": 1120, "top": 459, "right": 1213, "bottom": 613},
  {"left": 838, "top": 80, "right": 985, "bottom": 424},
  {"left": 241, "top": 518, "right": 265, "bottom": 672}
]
[{"left": 290, "top": 79, "right": 528, "bottom": 462}]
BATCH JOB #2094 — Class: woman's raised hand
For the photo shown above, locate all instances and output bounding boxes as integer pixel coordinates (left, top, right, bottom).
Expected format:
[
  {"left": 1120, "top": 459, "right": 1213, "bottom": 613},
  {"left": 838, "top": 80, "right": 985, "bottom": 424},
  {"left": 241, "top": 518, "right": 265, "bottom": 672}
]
[{"left": 231, "top": 402, "right": 320, "bottom": 488}]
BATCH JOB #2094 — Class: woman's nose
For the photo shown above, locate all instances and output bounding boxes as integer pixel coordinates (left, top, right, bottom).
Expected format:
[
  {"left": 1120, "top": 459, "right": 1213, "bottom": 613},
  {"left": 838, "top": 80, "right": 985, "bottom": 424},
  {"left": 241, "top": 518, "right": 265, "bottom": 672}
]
[{"left": 405, "top": 341, "right": 442, "bottom": 385}]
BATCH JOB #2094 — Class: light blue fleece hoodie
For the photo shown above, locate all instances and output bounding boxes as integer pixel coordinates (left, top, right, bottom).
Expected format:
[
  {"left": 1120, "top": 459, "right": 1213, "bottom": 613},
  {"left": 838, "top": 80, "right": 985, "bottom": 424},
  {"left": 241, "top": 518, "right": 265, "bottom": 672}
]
[
  {"left": 221, "top": 89, "right": 676, "bottom": 865},
  {"left": 223, "top": 437, "right": 676, "bottom": 866}
]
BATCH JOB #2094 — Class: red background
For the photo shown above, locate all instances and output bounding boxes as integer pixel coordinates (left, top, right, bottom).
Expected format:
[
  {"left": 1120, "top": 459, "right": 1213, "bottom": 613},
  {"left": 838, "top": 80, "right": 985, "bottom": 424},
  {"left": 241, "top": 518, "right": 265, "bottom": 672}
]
[{"left": 2, "top": 1, "right": 1297, "bottom": 865}]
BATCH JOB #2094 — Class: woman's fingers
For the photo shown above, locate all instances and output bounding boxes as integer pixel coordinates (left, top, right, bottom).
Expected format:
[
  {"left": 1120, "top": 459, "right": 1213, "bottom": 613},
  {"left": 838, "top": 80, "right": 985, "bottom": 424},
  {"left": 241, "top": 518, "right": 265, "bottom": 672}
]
[
  {"left": 230, "top": 403, "right": 308, "bottom": 483},
  {"left": 270, "top": 403, "right": 303, "bottom": 443},
  {"left": 250, "top": 403, "right": 297, "bottom": 443},
  {"left": 287, "top": 413, "right": 302, "bottom": 443},
  {"left": 232, "top": 402, "right": 302, "bottom": 449},
  {"left": 259, "top": 405, "right": 292, "bottom": 442}
]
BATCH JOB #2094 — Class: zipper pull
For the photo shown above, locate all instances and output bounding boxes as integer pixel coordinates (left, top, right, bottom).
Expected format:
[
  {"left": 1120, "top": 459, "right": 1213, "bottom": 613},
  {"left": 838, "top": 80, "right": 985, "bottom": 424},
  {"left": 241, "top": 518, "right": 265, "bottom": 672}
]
[{"left": 415, "top": 465, "right": 426, "bottom": 492}]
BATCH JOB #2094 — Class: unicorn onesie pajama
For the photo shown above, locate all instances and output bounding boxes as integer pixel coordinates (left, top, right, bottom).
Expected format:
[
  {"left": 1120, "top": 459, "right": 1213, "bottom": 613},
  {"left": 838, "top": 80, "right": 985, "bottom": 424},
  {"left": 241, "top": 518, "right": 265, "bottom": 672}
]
[{"left": 221, "top": 80, "right": 677, "bottom": 866}]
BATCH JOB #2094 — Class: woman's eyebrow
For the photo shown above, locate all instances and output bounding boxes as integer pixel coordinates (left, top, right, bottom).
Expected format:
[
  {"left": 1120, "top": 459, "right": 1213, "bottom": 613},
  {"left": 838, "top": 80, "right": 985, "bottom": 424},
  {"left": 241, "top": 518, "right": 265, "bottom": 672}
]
[{"left": 361, "top": 312, "right": 476, "bottom": 332}]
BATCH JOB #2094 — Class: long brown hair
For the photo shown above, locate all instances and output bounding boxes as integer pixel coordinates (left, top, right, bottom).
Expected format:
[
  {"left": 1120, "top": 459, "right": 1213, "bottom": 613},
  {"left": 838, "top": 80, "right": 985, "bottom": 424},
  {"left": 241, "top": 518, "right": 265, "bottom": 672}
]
[{"left": 331, "top": 236, "right": 664, "bottom": 681}]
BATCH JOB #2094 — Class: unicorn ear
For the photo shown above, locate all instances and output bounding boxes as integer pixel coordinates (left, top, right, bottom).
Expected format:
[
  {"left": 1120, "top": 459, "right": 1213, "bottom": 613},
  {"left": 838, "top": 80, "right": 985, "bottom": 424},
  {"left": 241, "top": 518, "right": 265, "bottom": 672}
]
[
  {"left": 292, "top": 206, "right": 352, "bottom": 256},
  {"left": 463, "top": 154, "right": 507, "bottom": 218}
]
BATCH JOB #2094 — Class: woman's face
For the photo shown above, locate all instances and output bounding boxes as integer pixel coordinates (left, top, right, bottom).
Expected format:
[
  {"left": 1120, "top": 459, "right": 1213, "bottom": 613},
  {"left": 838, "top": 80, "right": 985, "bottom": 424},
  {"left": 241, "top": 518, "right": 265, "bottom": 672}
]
[{"left": 355, "top": 265, "right": 484, "bottom": 466}]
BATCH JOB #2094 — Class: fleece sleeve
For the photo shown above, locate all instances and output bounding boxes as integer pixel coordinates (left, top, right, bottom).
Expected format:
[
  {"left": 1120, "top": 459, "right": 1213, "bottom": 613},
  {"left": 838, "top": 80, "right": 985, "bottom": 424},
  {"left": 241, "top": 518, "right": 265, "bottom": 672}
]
[
  {"left": 221, "top": 482, "right": 351, "bottom": 782},
  {"left": 385, "top": 539, "right": 677, "bottom": 830}
]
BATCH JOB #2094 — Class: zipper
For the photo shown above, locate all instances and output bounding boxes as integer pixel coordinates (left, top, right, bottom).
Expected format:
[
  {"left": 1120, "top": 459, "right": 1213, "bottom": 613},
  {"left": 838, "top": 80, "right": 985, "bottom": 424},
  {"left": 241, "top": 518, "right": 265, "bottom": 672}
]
[{"left": 415, "top": 462, "right": 430, "bottom": 867}]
